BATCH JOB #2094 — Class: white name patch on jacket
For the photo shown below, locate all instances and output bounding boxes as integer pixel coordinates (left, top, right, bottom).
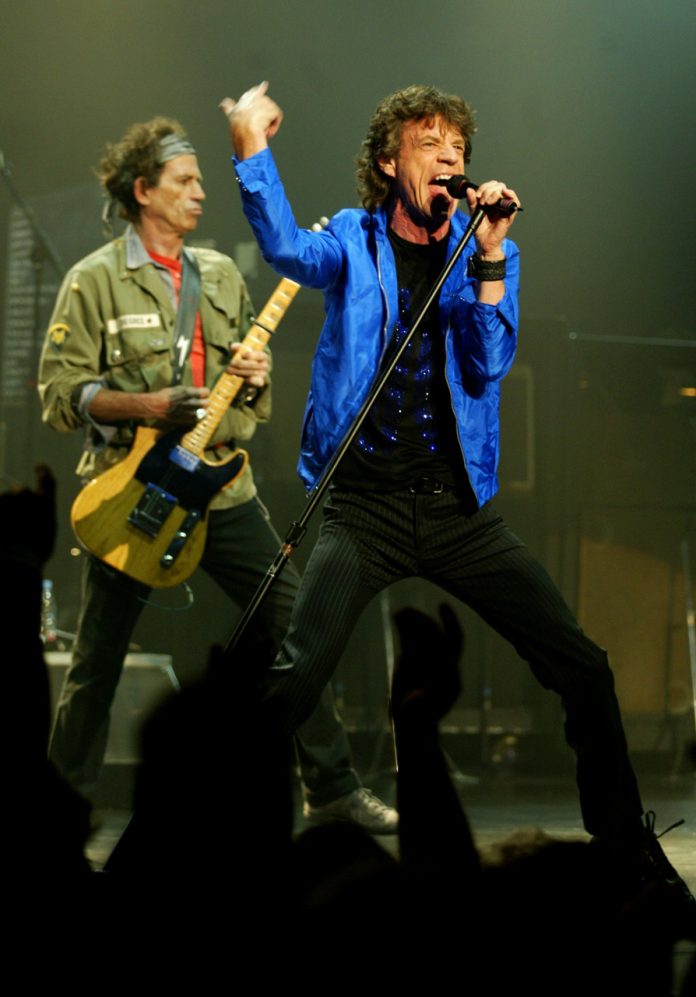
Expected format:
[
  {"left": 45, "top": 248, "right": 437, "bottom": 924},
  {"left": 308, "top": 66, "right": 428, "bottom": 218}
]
[{"left": 106, "top": 314, "right": 162, "bottom": 334}]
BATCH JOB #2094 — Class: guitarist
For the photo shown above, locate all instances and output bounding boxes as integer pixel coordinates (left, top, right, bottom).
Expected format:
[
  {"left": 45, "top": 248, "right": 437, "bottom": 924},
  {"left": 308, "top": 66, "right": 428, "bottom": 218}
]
[{"left": 38, "top": 117, "right": 397, "bottom": 834}]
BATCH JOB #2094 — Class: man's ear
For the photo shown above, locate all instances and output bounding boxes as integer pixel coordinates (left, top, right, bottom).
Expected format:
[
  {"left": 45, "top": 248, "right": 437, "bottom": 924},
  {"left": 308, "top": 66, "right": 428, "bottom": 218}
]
[
  {"left": 377, "top": 157, "right": 396, "bottom": 179},
  {"left": 133, "top": 176, "right": 151, "bottom": 207}
]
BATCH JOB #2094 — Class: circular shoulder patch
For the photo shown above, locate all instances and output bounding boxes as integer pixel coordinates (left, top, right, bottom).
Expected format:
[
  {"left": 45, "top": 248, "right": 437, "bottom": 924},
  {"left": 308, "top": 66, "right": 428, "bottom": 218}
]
[{"left": 48, "top": 322, "right": 70, "bottom": 347}]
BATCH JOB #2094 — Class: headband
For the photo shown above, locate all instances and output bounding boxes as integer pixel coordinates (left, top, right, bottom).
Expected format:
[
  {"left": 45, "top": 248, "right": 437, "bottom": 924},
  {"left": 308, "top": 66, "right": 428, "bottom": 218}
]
[{"left": 157, "top": 133, "right": 197, "bottom": 163}]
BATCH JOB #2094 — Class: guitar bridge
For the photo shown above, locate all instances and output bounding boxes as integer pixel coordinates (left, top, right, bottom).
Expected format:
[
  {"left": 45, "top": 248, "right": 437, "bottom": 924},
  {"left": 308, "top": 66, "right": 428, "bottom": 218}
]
[
  {"left": 160, "top": 509, "right": 202, "bottom": 569},
  {"left": 128, "top": 483, "right": 177, "bottom": 538}
]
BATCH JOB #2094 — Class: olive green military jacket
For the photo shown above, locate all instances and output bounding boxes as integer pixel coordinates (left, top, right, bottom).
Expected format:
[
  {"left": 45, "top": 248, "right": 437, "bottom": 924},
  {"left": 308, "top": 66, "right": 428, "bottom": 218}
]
[{"left": 38, "top": 232, "right": 271, "bottom": 509}]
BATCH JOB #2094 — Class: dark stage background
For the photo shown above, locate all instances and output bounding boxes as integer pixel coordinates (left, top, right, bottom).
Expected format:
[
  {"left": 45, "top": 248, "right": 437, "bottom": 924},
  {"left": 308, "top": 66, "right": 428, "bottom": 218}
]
[{"left": 1, "top": 0, "right": 695, "bottom": 762}]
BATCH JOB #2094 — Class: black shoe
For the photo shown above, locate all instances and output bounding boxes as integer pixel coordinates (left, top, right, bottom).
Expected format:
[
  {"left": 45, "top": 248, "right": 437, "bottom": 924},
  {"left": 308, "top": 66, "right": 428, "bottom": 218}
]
[
  {"left": 635, "top": 812, "right": 693, "bottom": 894},
  {"left": 594, "top": 811, "right": 696, "bottom": 940}
]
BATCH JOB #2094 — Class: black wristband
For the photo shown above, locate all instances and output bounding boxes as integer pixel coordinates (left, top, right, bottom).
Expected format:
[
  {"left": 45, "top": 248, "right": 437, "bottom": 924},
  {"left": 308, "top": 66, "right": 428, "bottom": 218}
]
[{"left": 467, "top": 254, "right": 506, "bottom": 281}]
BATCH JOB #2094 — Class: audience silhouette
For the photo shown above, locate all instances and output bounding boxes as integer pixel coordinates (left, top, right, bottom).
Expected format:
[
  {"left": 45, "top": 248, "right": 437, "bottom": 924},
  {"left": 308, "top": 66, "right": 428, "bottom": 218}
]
[{"left": 5, "top": 469, "right": 695, "bottom": 992}]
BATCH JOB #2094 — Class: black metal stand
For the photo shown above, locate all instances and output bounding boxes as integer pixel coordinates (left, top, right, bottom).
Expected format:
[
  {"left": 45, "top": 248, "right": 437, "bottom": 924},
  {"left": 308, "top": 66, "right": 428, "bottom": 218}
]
[
  {"left": 0, "top": 147, "right": 65, "bottom": 483},
  {"left": 224, "top": 206, "right": 486, "bottom": 656}
]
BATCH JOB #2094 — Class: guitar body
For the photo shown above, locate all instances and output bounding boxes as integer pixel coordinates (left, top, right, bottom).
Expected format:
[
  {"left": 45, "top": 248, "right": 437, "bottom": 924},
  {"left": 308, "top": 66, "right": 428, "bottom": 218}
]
[{"left": 71, "top": 426, "right": 248, "bottom": 588}]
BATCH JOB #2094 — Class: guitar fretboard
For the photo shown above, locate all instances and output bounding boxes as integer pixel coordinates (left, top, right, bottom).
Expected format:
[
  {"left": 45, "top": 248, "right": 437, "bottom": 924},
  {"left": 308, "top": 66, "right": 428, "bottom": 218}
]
[{"left": 181, "top": 277, "right": 300, "bottom": 456}]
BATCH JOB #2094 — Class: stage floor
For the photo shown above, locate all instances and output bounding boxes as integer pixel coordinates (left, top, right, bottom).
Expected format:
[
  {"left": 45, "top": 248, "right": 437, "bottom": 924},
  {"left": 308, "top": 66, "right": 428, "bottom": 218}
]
[
  {"left": 82, "top": 770, "right": 695, "bottom": 986},
  {"left": 86, "top": 770, "right": 696, "bottom": 875},
  {"left": 85, "top": 773, "right": 695, "bottom": 881}
]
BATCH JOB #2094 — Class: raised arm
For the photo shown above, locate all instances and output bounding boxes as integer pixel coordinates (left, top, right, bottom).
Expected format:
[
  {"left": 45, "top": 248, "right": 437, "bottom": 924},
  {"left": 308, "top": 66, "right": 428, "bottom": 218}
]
[{"left": 219, "top": 83, "right": 344, "bottom": 290}]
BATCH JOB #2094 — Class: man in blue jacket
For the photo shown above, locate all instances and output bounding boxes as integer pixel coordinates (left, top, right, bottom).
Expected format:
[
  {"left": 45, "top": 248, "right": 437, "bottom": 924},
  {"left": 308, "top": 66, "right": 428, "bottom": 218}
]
[{"left": 220, "top": 82, "right": 695, "bottom": 914}]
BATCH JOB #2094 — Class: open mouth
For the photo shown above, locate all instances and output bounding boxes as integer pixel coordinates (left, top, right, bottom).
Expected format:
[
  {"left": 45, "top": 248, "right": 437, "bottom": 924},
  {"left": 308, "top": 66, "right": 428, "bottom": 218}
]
[
  {"left": 429, "top": 174, "right": 453, "bottom": 197},
  {"left": 429, "top": 175, "right": 454, "bottom": 214}
]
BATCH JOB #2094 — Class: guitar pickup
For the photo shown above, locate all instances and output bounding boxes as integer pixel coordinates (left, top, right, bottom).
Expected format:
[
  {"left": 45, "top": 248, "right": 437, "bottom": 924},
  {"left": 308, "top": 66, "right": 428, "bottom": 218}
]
[
  {"left": 128, "top": 483, "right": 177, "bottom": 538},
  {"left": 160, "top": 509, "right": 202, "bottom": 569}
]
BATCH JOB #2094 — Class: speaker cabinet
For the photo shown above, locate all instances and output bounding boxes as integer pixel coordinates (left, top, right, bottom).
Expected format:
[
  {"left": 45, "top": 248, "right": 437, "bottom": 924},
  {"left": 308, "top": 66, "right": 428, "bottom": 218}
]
[
  {"left": 46, "top": 651, "right": 179, "bottom": 763},
  {"left": 576, "top": 509, "right": 695, "bottom": 719}
]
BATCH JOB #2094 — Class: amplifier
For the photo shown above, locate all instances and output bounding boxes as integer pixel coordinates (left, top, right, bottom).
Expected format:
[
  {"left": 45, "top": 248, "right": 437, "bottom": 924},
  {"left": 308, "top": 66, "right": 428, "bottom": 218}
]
[{"left": 45, "top": 651, "right": 179, "bottom": 763}]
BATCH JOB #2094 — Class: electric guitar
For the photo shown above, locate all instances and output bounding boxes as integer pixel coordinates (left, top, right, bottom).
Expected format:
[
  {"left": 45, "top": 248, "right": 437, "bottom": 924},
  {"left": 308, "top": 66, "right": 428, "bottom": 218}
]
[{"left": 71, "top": 275, "right": 301, "bottom": 588}]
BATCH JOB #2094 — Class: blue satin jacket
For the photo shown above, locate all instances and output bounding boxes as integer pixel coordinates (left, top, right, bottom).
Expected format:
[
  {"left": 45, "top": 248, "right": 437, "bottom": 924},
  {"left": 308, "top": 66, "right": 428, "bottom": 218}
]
[{"left": 235, "top": 148, "right": 520, "bottom": 507}]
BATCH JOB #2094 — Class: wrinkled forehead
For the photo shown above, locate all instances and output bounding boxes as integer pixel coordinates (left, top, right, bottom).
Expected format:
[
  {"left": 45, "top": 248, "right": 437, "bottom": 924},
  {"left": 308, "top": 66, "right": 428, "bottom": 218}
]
[
  {"left": 400, "top": 115, "right": 465, "bottom": 146},
  {"left": 158, "top": 153, "right": 202, "bottom": 181}
]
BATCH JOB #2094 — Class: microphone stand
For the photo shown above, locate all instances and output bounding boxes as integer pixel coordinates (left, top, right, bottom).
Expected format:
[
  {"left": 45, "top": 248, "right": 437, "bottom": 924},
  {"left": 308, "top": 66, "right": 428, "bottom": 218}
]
[{"left": 224, "top": 205, "right": 487, "bottom": 656}]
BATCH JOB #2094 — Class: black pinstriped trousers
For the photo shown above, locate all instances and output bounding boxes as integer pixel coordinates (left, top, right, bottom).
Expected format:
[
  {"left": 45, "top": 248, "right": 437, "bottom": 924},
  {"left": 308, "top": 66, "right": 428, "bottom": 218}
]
[{"left": 271, "top": 486, "right": 644, "bottom": 837}]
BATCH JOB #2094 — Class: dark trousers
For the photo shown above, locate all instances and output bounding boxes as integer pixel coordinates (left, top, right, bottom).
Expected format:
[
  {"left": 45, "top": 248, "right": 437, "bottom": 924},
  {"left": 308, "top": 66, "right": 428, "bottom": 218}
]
[
  {"left": 49, "top": 496, "right": 359, "bottom": 805},
  {"left": 270, "top": 487, "right": 644, "bottom": 837}
]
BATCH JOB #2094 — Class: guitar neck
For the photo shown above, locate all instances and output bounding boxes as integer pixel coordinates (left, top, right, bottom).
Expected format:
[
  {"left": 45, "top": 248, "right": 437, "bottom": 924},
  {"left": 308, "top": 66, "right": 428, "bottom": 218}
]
[{"left": 181, "top": 276, "right": 300, "bottom": 455}]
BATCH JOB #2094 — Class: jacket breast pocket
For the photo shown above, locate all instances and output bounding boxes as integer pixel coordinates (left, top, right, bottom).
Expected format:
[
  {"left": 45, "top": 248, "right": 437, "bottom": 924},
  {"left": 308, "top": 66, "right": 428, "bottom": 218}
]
[
  {"left": 205, "top": 288, "right": 242, "bottom": 338},
  {"left": 104, "top": 320, "right": 172, "bottom": 390}
]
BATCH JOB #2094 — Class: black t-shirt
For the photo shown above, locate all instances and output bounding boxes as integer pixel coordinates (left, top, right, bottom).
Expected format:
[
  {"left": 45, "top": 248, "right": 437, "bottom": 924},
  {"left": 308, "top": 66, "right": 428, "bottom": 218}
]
[{"left": 336, "top": 227, "right": 470, "bottom": 494}]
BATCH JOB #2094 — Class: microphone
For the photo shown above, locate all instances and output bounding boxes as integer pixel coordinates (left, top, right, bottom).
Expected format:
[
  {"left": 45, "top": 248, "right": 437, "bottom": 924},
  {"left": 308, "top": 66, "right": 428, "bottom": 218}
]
[{"left": 434, "top": 176, "right": 522, "bottom": 217}]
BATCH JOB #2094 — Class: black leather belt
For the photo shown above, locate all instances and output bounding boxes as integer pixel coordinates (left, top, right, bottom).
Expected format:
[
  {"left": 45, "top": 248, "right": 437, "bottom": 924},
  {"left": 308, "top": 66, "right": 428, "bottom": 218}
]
[{"left": 408, "top": 476, "right": 450, "bottom": 495}]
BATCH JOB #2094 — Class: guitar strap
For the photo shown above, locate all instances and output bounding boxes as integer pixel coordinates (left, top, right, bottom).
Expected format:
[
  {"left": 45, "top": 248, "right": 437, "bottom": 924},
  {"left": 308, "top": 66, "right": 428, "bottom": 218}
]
[{"left": 170, "top": 249, "right": 202, "bottom": 386}]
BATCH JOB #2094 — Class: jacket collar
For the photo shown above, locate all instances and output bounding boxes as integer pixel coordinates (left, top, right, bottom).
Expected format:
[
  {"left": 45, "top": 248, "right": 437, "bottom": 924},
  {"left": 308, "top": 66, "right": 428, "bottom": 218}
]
[
  {"left": 122, "top": 224, "right": 202, "bottom": 312},
  {"left": 371, "top": 203, "right": 470, "bottom": 249},
  {"left": 124, "top": 223, "right": 195, "bottom": 271}
]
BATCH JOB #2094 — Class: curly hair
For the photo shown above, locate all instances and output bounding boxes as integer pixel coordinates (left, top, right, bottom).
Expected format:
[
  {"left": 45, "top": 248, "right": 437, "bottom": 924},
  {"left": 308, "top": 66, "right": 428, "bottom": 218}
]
[
  {"left": 96, "top": 117, "right": 188, "bottom": 223},
  {"left": 355, "top": 85, "right": 477, "bottom": 213}
]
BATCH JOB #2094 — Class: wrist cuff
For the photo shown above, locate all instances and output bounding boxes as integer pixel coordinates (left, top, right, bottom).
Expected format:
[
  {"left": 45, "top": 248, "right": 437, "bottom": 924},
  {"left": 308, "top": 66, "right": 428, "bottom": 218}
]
[{"left": 467, "top": 254, "right": 506, "bottom": 281}]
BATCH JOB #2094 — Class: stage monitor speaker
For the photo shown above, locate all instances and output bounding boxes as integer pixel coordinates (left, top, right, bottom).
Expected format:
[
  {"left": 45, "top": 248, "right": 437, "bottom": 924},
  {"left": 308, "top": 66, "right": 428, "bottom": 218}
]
[
  {"left": 45, "top": 651, "right": 179, "bottom": 763},
  {"left": 576, "top": 507, "right": 694, "bottom": 721}
]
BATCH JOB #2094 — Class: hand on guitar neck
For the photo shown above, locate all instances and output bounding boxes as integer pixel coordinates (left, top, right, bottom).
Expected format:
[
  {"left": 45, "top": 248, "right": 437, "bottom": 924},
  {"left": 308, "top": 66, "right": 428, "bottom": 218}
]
[{"left": 225, "top": 342, "right": 269, "bottom": 390}]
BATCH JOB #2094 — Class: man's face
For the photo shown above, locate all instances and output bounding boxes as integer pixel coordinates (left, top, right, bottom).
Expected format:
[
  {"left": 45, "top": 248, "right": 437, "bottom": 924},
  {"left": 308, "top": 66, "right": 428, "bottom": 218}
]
[
  {"left": 137, "top": 154, "right": 205, "bottom": 235},
  {"left": 379, "top": 116, "right": 465, "bottom": 232}
]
